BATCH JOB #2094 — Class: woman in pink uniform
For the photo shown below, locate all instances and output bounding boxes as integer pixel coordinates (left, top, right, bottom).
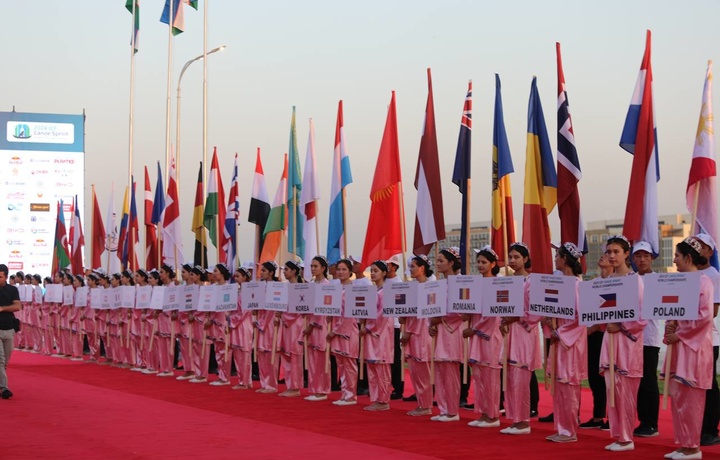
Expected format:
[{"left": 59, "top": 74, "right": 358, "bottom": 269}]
[
  {"left": 106, "top": 274, "right": 123, "bottom": 365},
  {"left": 131, "top": 270, "right": 150, "bottom": 372},
  {"left": 175, "top": 264, "right": 195, "bottom": 381},
  {"left": 255, "top": 261, "right": 280, "bottom": 393},
  {"left": 141, "top": 270, "right": 161, "bottom": 375},
  {"left": 116, "top": 270, "right": 134, "bottom": 368},
  {"left": 207, "top": 263, "right": 232, "bottom": 386},
  {"left": 278, "top": 260, "right": 305, "bottom": 397},
  {"left": 230, "top": 267, "right": 253, "bottom": 390},
  {"left": 328, "top": 258, "right": 359, "bottom": 406},
  {"left": 361, "top": 260, "right": 394, "bottom": 411},
  {"left": 544, "top": 242, "right": 587, "bottom": 443},
  {"left": 429, "top": 247, "right": 463, "bottom": 422},
  {"left": 600, "top": 235, "right": 646, "bottom": 452},
  {"left": 83, "top": 274, "right": 100, "bottom": 362},
  {"left": 465, "top": 246, "right": 502, "bottom": 428},
  {"left": 188, "top": 266, "right": 210, "bottom": 383},
  {"left": 303, "top": 256, "right": 332, "bottom": 401},
  {"left": 68, "top": 275, "right": 83, "bottom": 361},
  {"left": 500, "top": 242, "right": 542, "bottom": 435},
  {"left": 155, "top": 264, "right": 177, "bottom": 378},
  {"left": 663, "top": 237, "right": 714, "bottom": 460},
  {"left": 401, "top": 255, "right": 433, "bottom": 417},
  {"left": 37, "top": 275, "right": 52, "bottom": 355}
]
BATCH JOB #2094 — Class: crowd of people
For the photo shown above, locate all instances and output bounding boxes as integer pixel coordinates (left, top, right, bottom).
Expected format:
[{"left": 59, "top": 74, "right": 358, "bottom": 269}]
[{"left": 5, "top": 234, "right": 720, "bottom": 459}]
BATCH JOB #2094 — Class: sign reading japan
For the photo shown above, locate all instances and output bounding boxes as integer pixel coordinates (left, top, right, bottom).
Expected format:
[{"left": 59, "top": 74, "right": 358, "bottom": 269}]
[
  {"left": 578, "top": 275, "right": 640, "bottom": 326},
  {"left": 241, "top": 282, "right": 266, "bottom": 311},
  {"left": 528, "top": 274, "right": 577, "bottom": 319},
  {"left": 642, "top": 272, "right": 701, "bottom": 320}
]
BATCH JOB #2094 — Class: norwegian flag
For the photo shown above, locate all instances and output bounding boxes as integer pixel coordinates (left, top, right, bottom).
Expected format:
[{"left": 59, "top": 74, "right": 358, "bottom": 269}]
[
  {"left": 223, "top": 153, "right": 240, "bottom": 267},
  {"left": 556, "top": 43, "right": 588, "bottom": 267}
]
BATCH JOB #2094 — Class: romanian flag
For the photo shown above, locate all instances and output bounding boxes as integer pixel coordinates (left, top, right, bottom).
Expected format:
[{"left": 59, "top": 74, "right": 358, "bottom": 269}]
[
  {"left": 117, "top": 186, "right": 130, "bottom": 269},
  {"left": 522, "top": 77, "right": 557, "bottom": 274},
  {"left": 259, "top": 155, "right": 288, "bottom": 264},
  {"left": 491, "top": 74, "right": 515, "bottom": 266},
  {"left": 192, "top": 162, "right": 208, "bottom": 268},
  {"left": 127, "top": 179, "right": 140, "bottom": 271}
]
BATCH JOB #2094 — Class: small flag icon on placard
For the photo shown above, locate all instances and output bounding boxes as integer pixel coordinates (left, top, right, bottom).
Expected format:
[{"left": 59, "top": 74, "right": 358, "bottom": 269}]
[
  {"left": 299, "top": 294, "right": 305, "bottom": 302},
  {"left": 662, "top": 295, "right": 679, "bottom": 304},
  {"left": 459, "top": 288, "right": 470, "bottom": 300},
  {"left": 356, "top": 296, "right": 365, "bottom": 307},
  {"left": 496, "top": 290, "right": 509, "bottom": 303},
  {"left": 544, "top": 288, "right": 559, "bottom": 303},
  {"left": 427, "top": 293, "right": 436, "bottom": 305},
  {"left": 395, "top": 293, "right": 406, "bottom": 305},
  {"left": 599, "top": 293, "right": 617, "bottom": 308},
  {"left": 273, "top": 291, "right": 282, "bottom": 302},
  {"left": 324, "top": 295, "right": 332, "bottom": 305}
]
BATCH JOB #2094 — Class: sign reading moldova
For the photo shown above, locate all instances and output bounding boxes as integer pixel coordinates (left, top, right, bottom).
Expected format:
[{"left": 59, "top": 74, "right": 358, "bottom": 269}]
[
  {"left": 641, "top": 272, "right": 701, "bottom": 320},
  {"left": 447, "top": 275, "right": 482, "bottom": 314},
  {"left": 313, "top": 283, "right": 342, "bottom": 316},
  {"left": 181, "top": 285, "right": 199, "bottom": 312},
  {"left": 241, "top": 281, "right": 266, "bottom": 311},
  {"left": 288, "top": 283, "right": 314, "bottom": 314},
  {"left": 386, "top": 281, "right": 418, "bottom": 317},
  {"left": 136, "top": 285, "right": 152, "bottom": 309},
  {"left": 264, "top": 281, "right": 289, "bottom": 312},
  {"left": 215, "top": 284, "right": 238, "bottom": 312},
  {"left": 528, "top": 274, "right": 577, "bottom": 319},
  {"left": 345, "top": 284, "right": 378, "bottom": 319},
  {"left": 578, "top": 275, "right": 640, "bottom": 326},
  {"left": 482, "top": 276, "right": 525, "bottom": 317},
  {"left": 418, "top": 279, "right": 447, "bottom": 318}
]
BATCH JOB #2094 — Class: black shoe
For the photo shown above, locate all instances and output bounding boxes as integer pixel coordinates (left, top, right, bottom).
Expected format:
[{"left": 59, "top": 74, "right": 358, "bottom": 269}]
[
  {"left": 461, "top": 403, "right": 474, "bottom": 410},
  {"left": 390, "top": 392, "right": 403, "bottom": 400},
  {"left": 432, "top": 401, "right": 438, "bottom": 407},
  {"left": 1, "top": 389, "right": 12, "bottom": 399},
  {"left": 701, "top": 434, "right": 720, "bottom": 446},
  {"left": 538, "top": 413, "right": 554, "bottom": 423},
  {"left": 600, "top": 420, "right": 610, "bottom": 431},
  {"left": 633, "top": 425, "right": 659, "bottom": 437},
  {"left": 357, "top": 388, "right": 369, "bottom": 396},
  {"left": 402, "top": 393, "right": 417, "bottom": 402},
  {"left": 530, "top": 409, "right": 538, "bottom": 417},
  {"left": 252, "top": 373, "right": 260, "bottom": 381},
  {"left": 459, "top": 398, "right": 467, "bottom": 406},
  {"left": 579, "top": 418, "right": 604, "bottom": 429},
  {"left": 331, "top": 385, "right": 342, "bottom": 391}
]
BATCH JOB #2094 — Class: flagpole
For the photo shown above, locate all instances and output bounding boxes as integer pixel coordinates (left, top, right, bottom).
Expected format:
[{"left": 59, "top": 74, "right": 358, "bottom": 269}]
[
  {"left": 127, "top": 1, "right": 136, "bottom": 207},
  {"left": 398, "top": 181, "right": 408, "bottom": 279},
  {"left": 691, "top": 181, "right": 701, "bottom": 234},
  {"left": 164, "top": 0, "right": 174, "bottom": 180},
  {"left": 202, "top": 0, "right": 208, "bottom": 205},
  {"left": 314, "top": 199, "right": 320, "bottom": 260},
  {"left": 293, "top": 188, "right": 298, "bottom": 258},
  {"left": 462, "top": 177, "right": 471, "bottom": 383},
  {"left": 341, "top": 188, "right": 348, "bottom": 258},
  {"left": 501, "top": 187, "right": 510, "bottom": 276}
]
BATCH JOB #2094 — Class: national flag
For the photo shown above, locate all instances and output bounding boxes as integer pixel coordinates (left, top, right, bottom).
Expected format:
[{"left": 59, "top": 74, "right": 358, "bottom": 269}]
[
  {"left": 223, "top": 154, "right": 240, "bottom": 267},
  {"left": 52, "top": 200, "right": 71, "bottom": 274},
  {"left": 686, "top": 61, "right": 719, "bottom": 269},
  {"left": 324, "top": 295, "right": 332, "bottom": 305},
  {"left": 356, "top": 296, "right": 366, "bottom": 307},
  {"left": 259, "top": 154, "right": 288, "bottom": 264},
  {"left": 127, "top": 179, "right": 140, "bottom": 271},
  {"left": 273, "top": 291, "right": 282, "bottom": 302},
  {"left": 662, "top": 295, "right": 679, "bottom": 304},
  {"left": 162, "top": 151, "right": 183, "bottom": 268},
  {"left": 556, "top": 42, "right": 588, "bottom": 272},
  {"left": 184, "top": 0, "right": 198, "bottom": 9},
  {"left": 522, "top": 77, "right": 558, "bottom": 274},
  {"left": 249, "top": 148, "right": 271, "bottom": 257},
  {"left": 144, "top": 166, "right": 158, "bottom": 270},
  {"left": 300, "top": 119, "right": 321, "bottom": 262},
  {"left": 287, "top": 107, "right": 304, "bottom": 258},
  {"left": 125, "top": 0, "right": 140, "bottom": 53},
  {"left": 106, "top": 183, "right": 121, "bottom": 274},
  {"left": 413, "top": 68, "right": 446, "bottom": 256},
  {"left": 427, "top": 293, "right": 436, "bottom": 305},
  {"left": 452, "top": 81, "right": 472, "bottom": 274},
  {"left": 459, "top": 288, "right": 470, "bottom": 300},
  {"left": 91, "top": 185, "right": 105, "bottom": 270},
  {"left": 491, "top": 74, "right": 516, "bottom": 266},
  {"left": 599, "top": 293, "right": 617, "bottom": 308},
  {"left": 395, "top": 293, "right": 406, "bottom": 305},
  {"left": 69, "top": 195, "right": 85, "bottom": 275},
  {"left": 620, "top": 30, "right": 660, "bottom": 254},
  {"left": 361, "top": 91, "right": 405, "bottom": 266},
  {"left": 496, "top": 290, "right": 509, "bottom": 303},
  {"left": 204, "top": 147, "right": 227, "bottom": 261},
  {"left": 192, "top": 162, "right": 208, "bottom": 267},
  {"left": 159, "top": 0, "right": 188, "bottom": 35},
  {"left": 117, "top": 186, "right": 130, "bottom": 269},
  {"left": 544, "top": 288, "right": 559, "bottom": 303},
  {"left": 327, "top": 100, "right": 353, "bottom": 264}
]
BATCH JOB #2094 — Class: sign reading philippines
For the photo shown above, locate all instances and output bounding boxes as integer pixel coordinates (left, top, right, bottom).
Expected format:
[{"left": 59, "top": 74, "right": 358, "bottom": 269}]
[{"left": 578, "top": 275, "right": 640, "bottom": 326}]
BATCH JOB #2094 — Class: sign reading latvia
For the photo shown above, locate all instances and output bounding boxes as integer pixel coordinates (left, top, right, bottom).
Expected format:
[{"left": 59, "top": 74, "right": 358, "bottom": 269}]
[
  {"left": 386, "top": 281, "right": 418, "bottom": 318},
  {"left": 345, "top": 284, "right": 377, "bottom": 319},
  {"left": 447, "top": 275, "right": 482, "bottom": 313},
  {"left": 288, "top": 283, "right": 314, "bottom": 314},
  {"left": 418, "top": 280, "right": 447, "bottom": 318},
  {"left": 528, "top": 274, "right": 577, "bottom": 319},
  {"left": 313, "top": 283, "right": 342, "bottom": 316},
  {"left": 641, "top": 272, "right": 701, "bottom": 320},
  {"left": 578, "top": 275, "right": 640, "bottom": 326},
  {"left": 240, "top": 282, "right": 266, "bottom": 311},
  {"left": 482, "top": 276, "right": 525, "bottom": 317}
]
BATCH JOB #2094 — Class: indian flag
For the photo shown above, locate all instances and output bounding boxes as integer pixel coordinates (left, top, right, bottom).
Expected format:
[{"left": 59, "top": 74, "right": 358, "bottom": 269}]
[{"left": 259, "top": 154, "right": 288, "bottom": 264}]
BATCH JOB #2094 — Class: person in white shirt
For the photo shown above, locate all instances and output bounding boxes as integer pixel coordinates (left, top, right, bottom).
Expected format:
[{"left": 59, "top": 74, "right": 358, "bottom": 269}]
[
  {"left": 385, "top": 255, "right": 404, "bottom": 400},
  {"left": 349, "top": 256, "right": 372, "bottom": 286}
]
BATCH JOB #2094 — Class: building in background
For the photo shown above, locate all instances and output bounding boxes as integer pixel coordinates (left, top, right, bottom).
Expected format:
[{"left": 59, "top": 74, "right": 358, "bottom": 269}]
[{"left": 429, "top": 221, "right": 492, "bottom": 275}]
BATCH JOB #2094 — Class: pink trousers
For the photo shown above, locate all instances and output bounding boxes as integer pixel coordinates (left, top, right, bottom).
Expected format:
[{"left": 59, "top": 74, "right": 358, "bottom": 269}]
[
  {"left": 435, "top": 361, "right": 460, "bottom": 416},
  {"left": 307, "top": 348, "right": 330, "bottom": 395},
  {"left": 605, "top": 374, "right": 640, "bottom": 443},
  {"left": 554, "top": 382, "right": 581, "bottom": 437},
  {"left": 156, "top": 336, "right": 172, "bottom": 373},
  {"left": 71, "top": 329, "right": 83, "bottom": 358},
  {"left": 472, "top": 364, "right": 500, "bottom": 419},
  {"left": 281, "top": 352, "right": 303, "bottom": 391},
  {"left": 506, "top": 365, "right": 532, "bottom": 423},
  {"left": 257, "top": 350, "right": 278, "bottom": 390},
  {"left": 232, "top": 348, "right": 252, "bottom": 386},
  {"left": 670, "top": 379, "right": 706, "bottom": 448},
  {"left": 214, "top": 340, "right": 231, "bottom": 382},
  {"left": 409, "top": 360, "right": 433, "bottom": 409},
  {"left": 191, "top": 340, "right": 210, "bottom": 378},
  {"left": 367, "top": 363, "right": 391, "bottom": 404},
  {"left": 335, "top": 355, "right": 358, "bottom": 401}
]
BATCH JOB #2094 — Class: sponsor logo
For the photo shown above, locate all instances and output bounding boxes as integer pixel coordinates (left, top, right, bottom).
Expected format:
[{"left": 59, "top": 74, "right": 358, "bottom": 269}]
[
  {"left": 30, "top": 215, "right": 49, "bottom": 222},
  {"left": 11, "top": 167, "right": 18, "bottom": 176},
  {"left": 54, "top": 158, "right": 75, "bottom": 164},
  {"left": 9, "top": 156, "right": 22, "bottom": 164},
  {"left": 33, "top": 239, "right": 47, "bottom": 247},
  {"left": 6, "top": 192, "right": 24, "bottom": 200},
  {"left": 6, "top": 239, "right": 22, "bottom": 246},
  {"left": 29, "top": 158, "right": 50, "bottom": 164},
  {"left": 8, "top": 262, "right": 23, "bottom": 270},
  {"left": 7, "top": 203, "right": 22, "bottom": 211},
  {"left": 53, "top": 168, "right": 73, "bottom": 177},
  {"left": 31, "top": 262, "right": 49, "bottom": 269},
  {"left": 599, "top": 293, "right": 617, "bottom": 308},
  {"left": 55, "top": 182, "right": 73, "bottom": 188},
  {"left": 6, "top": 228, "right": 24, "bottom": 234},
  {"left": 31, "top": 169, "right": 49, "bottom": 175},
  {"left": 5, "top": 181, "right": 26, "bottom": 187},
  {"left": 10, "top": 215, "right": 19, "bottom": 224},
  {"left": 30, "top": 228, "right": 49, "bottom": 235},
  {"left": 7, "top": 121, "right": 75, "bottom": 144},
  {"left": 30, "top": 203, "right": 50, "bottom": 212},
  {"left": 8, "top": 250, "right": 22, "bottom": 259}
]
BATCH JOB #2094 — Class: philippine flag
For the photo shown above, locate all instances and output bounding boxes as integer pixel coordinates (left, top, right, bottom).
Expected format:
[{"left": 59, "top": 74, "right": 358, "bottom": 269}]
[{"left": 600, "top": 293, "right": 617, "bottom": 308}]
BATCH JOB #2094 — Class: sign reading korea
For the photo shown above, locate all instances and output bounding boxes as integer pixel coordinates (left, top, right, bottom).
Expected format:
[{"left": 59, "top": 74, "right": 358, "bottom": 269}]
[
  {"left": 578, "top": 275, "right": 640, "bottom": 326},
  {"left": 642, "top": 272, "right": 701, "bottom": 320}
]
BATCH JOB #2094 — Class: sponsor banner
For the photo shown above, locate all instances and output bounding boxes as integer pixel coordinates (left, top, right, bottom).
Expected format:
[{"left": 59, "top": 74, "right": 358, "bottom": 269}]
[
  {"left": 482, "top": 276, "right": 525, "bottom": 317},
  {"left": 528, "top": 274, "right": 578, "bottom": 319},
  {"left": 642, "top": 272, "right": 701, "bottom": 320},
  {"left": 578, "top": 275, "right": 640, "bottom": 326}
]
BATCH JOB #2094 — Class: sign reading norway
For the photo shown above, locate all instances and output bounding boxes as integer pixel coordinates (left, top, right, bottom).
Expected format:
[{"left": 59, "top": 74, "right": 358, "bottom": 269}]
[
  {"left": 641, "top": 272, "right": 701, "bottom": 320},
  {"left": 447, "top": 275, "right": 482, "bottom": 314},
  {"left": 578, "top": 275, "right": 640, "bottom": 326},
  {"left": 528, "top": 274, "right": 578, "bottom": 319},
  {"left": 386, "top": 281, "right": 418, "bottom": 317},
  {"left": 482, "top": 276, "right": 525, "bottom": 317}
]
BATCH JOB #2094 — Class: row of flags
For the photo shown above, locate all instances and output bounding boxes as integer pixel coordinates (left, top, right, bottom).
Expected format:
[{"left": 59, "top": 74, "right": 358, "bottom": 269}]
[{"left": 55, "top": 30, "right": 718, "bottom": 276}]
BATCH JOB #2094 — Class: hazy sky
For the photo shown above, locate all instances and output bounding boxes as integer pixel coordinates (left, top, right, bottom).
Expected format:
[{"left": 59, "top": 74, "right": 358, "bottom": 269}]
[{"left": 1, "top": 1, "right": 718, "bottom": 267}]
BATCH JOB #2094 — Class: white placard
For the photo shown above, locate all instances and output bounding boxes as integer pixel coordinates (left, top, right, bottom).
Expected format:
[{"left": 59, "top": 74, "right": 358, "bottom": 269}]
[
  {"left": 120, "top": 285, "right": 136, "bottom": 308},
  {"left": 447, "top": 275, "right": 482, "bottom": 314},
  {"left": 482, "top": 276, "right": 525, "bottom": 317},
  {"left": 75, "top": 286, "right": 88, "bottom": 307},
  {"left": 264, "top": 281, "right": 289, "bottom": 312},
  {"left": 345, "top": 284, "right": 378, "bottom": 319},
  {"left": 32, "top": 286, "right": 43, "bottom": 304},
  {"left": 578, "top": 275, "right": 640, "bottom": 326},
  {"left": 215, "top": 284, "right": 238, "bottom": 312},
  {"left": 197, "top": 285, "right": 216, "bottom": 312},
  {"left": 163, "top": 285, "right": 181, "bottom": 311},
  {"left": 288, "top": 283, "right": 314, "bottom": 314},
  {"left": 136, "top": 285, "right": 152, "bottom": 309},
  {"left": 45, "top": 284, "right": 62, "bottom": 303},
  {"left": 181, "top": 285, "right": 199, "bottom": 311},
  {"left": 241, "top": 281, "right": 266, "bottom": 311},
  {"left": 63, "top": 285, "right": 74, "bottom": 306},
  {"left": 149, "top": 286, "right": 166, "bottom": 310},
  {"left": 19, "top": 285, "right": 31, "bottom": 302},
  {"left": 528, "top": 274, "right": 578, "bottom": 319},
  {"left": 386, "top": 281, "right": 418, "bottom": 317},
  {"left": 313, "top": 283, "right": 343, "bottom": 316},
  {"left": 642, "top": 272, "right": 700, "bottom": 320},
  {"left": 90, "top": 288, "right": 103, "bottom": 309},
  {"left": 418, "top": 280, "right": 447, "bottom": 318},
  {"left": 111, "top": 287, "right": 122, "bottom": 308},
  {"left": 101, "top": 288, "right": 111, "bottom": 310}
]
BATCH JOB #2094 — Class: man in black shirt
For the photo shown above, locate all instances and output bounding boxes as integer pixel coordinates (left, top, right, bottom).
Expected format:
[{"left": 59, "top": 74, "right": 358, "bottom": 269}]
[{"left": 0, "top": 264, "right": 21, "bottom": 399}]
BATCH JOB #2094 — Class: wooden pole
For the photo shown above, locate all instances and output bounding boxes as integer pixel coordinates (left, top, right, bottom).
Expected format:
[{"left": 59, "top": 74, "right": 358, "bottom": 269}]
[
  {"left": 608, "top": 332, "right": 616, "bottom": 408},
  {"left": 430, "top": 336, "right": 436, "bottom": 385},
  {"left": 502, "top": 333, "right": 508, "bottom": 391},
  {"left": 462, "top": 320, "right": 469, "bottom": 384},
  {"left": 398, "top": 181, "right": 408, "bottom": 274},
  {"left": 359, "top": 334, "right": 365, "bottom": 380},
  {"left": 400, "top": 324, "right": 405, "bottom": 382},
  {"left": 341, "top": 189, "right": 348, "bottom": 258},
  {"left": 691, "top": 182, "right": 701, "bottom": 234},
  {"left": 662, "top": 344, "right": 672, "bottom": 409},
  {"left": 303, "top": 316, "right": 309, "bottom": 371},
  {"left": 270, "top": 322, "right": 279, "bottom": 365}
]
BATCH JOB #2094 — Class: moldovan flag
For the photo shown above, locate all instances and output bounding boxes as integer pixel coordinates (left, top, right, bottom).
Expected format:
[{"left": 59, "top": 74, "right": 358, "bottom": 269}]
[
  {"left": 162, "top": 151, "right": 183, "bottom": 268},
  {"left": 91, "top": 185, "right": 105, "bottom": 270},
  {"left": 327, "top": 101, "right": 353, "bottom": 264},
  {"left": 361, "top": 91, "right": 405, "bottom": 266},
  {"left": 300, "top": 119, "right": 321, "bottom": 262},
  {"left": 117, "top": 186, "right": 130, "bottom": 269},
  {"left": 522, "top": 77, "right": 557, "bottom": 274},
  {"left": 69, "top": 194, "right": 85, "bottom": 275},
  {"left": 192, "top": 162, "right": 208, "bottom": 267},
  {"left": 249, "top": 148, "right": 271, "bottom": 258},
  {"left": 259, "top": 155, "right": 288, "bottom": 264},
  {"left": 491, "top": 74, "right": 515, "bottom": 266},
  {"left": 620, "top": 30, "right": 660, "bottom": 254},
  {"left": 127, "top": 179, "right": 140, "bottom": 271},
  {"left": 413, "top": 68, "right": 446, "bottom": 256}
]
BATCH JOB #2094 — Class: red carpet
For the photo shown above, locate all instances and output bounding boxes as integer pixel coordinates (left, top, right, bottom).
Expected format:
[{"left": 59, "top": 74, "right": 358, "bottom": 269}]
[{"left": 4, "top": 351, "right": 720, "bottom": 459}]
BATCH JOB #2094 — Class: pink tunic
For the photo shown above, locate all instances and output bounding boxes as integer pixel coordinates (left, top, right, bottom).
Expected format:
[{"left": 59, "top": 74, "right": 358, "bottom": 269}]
[
  {"left": 306, "top": 278, "right": 330, "bottom": 351},
  {"left": 507, "top": 282, "right": 542, "bottom": 370},
  {"left": 229, "top": 297, "right": 253, "bottom": 351},
  {"left": 543, "top": 314, "right": 588, "bottom": 385},
  {"left": 404, "top": 316, "right": 430, "bottom": 362},
  {"left": 330, "top": 291, "right": 359, "bottom": 359},
  {"left": 207, "top": 312, "right": 227, "bottom": 342},
  {"left": 364, "top": 288, "right": 393, "bottom": 363},
  {"left": 279, "top": 312, "right": 303, "bottom": 355},
  {"left": 468, "top": 314, "right": 502, "bottom": 368},
  {"left": 434, "top": 313, "right": 464, "bottom": 362}
]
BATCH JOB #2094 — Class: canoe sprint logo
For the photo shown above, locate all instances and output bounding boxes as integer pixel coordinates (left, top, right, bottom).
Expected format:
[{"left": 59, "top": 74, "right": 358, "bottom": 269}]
[{"left": 13, "top": 124, "right": 31, "bottom": 139}]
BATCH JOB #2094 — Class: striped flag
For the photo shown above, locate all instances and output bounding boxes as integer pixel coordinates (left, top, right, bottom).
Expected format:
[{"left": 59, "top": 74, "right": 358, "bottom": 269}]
[
  {"left": 491, "top": 74, "right": 515, "bottom": 266},
  {"left": 413, "top": 68, "right": 446, "bottom": 256},
  {"left": 106, "top": 183, "right": 121, "bottom": 274},
  {"left": 192, "top": 162, "right": 208, "bottom": 268},
  {"left": 150, "top": 162, "right": 165, "bottom": 269},
  {"left": 327, "top": 101, "right": 353, "bottom": 264},
  {"left": 259, "top": 155, "right": 288, "bottom": 264},
  {"left": 125, "top": 0, "right": 139, "bottom": 53},
  {"left": 159, "top": 0, "right": 193, "bottom": 35},
  {"left": 522, "top": 77, "right": 557, "bottom": 274},
  {"left": 204, "top": 147, "right": 227, "bottom": 261},
  {"left": 620, "top": 30, "right": 660, "bottom": 254},
  {"left": 249, "top": 148, "right": 271, "bottom": 258},
  {"left": 144, "top": 166, "right": 157, "bottom": 270},
  {"left": 556, "top": 43, "right": 588, "bottom": 269},
  {"left": 687, "top": 60, "right": 718, "bottom": 269},
  {"left": 223, "top": 154, "right": 240, "bottom": 267},
  {"left": 118, "top": 186, "right": 130, "bottom": 269},
  {"left": 452, "top": 81, "right": 472, "bottom": 274},
  {"left": 69, "top": 195, "right": 85, "bottom": 275},
  {"left": 127, "top": 179, "right": 140, "bottom": 271},
  {"left": 287, "top": 107, "right": 304, "bottom": 258},
  {"left": 91, "top": 186, "right": 105, "bottom": 270},
  {"left": 52, "top": 200, "right": 71, "bottom": 275},
  {"left": 300, "top": 119, "right": 321, "bottom": 262},
  {"left": 162, "top": 151, "right": 183, "bottom": 268}
]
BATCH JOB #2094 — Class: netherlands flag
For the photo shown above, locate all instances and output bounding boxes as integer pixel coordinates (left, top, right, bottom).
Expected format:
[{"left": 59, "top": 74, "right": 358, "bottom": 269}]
[
  {"left": 544, "top": 288, "right": 559, "bottom": 303},
  {"left": 620, "top": 30, "right": 659, "bottom": 255},
  {"left": 327, "top": 101, "right": 353, "bottom": 264}
]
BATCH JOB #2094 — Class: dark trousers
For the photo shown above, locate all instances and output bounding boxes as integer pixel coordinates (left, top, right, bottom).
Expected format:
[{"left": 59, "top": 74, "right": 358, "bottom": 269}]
[
  {"left": 702, "top": 346, "right": 720, "bottom": 436},
  {"left": 530, "top": 370, "right": 539, "bottom": 412},
  {"left": 637, "top": 346, "right": 659, "bottom": 429},
  {"left": 460, "top": 364, "right": 469, "bottom": 402},
  {"left": 587, "top": 330, "right": 606, "bottom": 419},
  {"left": 391, "top": 328, "right": 404, "bottom": 395}
]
